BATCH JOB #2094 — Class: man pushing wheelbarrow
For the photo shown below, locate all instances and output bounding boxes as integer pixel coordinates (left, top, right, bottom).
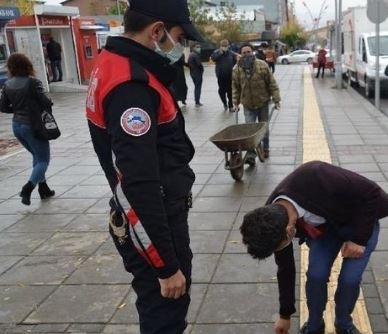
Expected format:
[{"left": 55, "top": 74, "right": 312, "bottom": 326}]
[{"left": 231, "top": 42, "right": 281, "bottom": 165}]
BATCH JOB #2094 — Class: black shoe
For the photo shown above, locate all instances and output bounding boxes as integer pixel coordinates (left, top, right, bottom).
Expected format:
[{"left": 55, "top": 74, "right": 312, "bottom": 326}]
[
  {"left": 299, "top": 322, "right": 325, "bottom": 334},
  {"left": 182, "top": 100, "right": 187, "bottom": 105},
  {"left": 38, "top": 182, "right": 55, "bottom": 199},
  {"left": 195, "top": 103, "right": 203, "bottom": 107},
  {"left": 20, "top": 181, "right": 35, "bottom": 206},
  {"left": 335, "top": 325, "right": 361, "bottom": 334}
]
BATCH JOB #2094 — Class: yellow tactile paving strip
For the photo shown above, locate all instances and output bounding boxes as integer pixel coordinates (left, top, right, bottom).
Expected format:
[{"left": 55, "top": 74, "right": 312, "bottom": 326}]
[{"left": 301, "top": 67, "right": 373, "bottom": 334}]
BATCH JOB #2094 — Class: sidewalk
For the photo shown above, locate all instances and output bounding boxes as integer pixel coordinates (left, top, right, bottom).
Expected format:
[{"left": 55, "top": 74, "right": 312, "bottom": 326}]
[{"left": 0, "top": 64, "right": 386, "bottom": 334}]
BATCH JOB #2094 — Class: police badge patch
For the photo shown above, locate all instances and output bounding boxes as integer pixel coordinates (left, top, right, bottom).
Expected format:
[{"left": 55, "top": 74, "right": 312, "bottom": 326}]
[{"left": 120, "top": 108, "right": 151, "bottom": 136}]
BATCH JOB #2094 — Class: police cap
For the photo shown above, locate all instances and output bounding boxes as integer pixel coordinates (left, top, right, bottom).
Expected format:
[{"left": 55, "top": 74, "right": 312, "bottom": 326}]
[{"left": 129, "top": 0, "right": 204, "bottom": 42}]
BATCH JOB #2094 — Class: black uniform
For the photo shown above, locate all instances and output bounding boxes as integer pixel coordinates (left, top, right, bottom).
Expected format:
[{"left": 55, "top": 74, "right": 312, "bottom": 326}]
[
  {"left": 87, "top": 36, "right": 195, "bottom": 334},
  {"left": 187, "top": 51, "right": 204, "bottom": 105}
]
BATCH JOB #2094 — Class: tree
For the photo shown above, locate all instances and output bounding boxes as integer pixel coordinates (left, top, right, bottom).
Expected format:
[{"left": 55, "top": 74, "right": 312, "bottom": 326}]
[
  {"left": 214, "top": 2, "right": 245, "bottom": 44},
  {"left": 280, "top": 21, "right": 308, "bottom": 50},
  {"left": 188, "top": 0, "right": 214, "bottom": 41},
  {"left": 108, "top": 1, "right": 128, "bottom": 15}
]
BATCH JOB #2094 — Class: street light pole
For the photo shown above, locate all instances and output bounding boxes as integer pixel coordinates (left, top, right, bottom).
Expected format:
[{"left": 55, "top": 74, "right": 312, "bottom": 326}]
[{"left": 117, "top": 0, "right": 121, "bottom": 16}]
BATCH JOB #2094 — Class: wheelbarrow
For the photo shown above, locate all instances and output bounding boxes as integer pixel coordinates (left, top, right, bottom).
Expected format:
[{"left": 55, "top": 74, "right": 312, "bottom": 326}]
[{"left": 209, "top": 107, "right": 275, "bottom": 181}]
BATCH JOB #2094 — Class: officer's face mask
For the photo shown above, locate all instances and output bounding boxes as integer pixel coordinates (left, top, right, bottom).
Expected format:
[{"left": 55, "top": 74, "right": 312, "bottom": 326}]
[{"left": 154, "top": 29, "right": 185, "bottom": 64}]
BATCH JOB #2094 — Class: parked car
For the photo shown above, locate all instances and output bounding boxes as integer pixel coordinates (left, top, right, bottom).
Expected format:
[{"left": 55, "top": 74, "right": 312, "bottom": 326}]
[{"left": 277, "top": 50, "right": 315, "bottom": 64}]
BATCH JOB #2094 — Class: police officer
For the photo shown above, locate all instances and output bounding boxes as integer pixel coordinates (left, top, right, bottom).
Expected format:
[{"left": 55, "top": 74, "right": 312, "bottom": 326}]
[{"left": 85, "top": 1, "right": 203, "bottom": 333}]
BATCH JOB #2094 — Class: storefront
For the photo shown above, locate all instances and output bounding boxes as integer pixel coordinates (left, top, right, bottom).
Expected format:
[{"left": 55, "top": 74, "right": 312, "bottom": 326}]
[
  {"left": 0, "top": 7, "right": 20, "bottom": 86},
  {"left": 6, "top": 5, "right": 79, "bottom": 91}
]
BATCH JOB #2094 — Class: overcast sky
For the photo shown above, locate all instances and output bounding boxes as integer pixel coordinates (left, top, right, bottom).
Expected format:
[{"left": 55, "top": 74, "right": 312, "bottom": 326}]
[{"left": 43, "top": 0, "right": 369, "bottom": 28}]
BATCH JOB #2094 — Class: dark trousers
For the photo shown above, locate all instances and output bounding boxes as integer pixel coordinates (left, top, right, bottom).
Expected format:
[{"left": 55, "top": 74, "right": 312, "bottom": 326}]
[
  {"left": 316, "top": 64, "right": 325, "bottom": 78},
  {"left": 110, "top": 198, "right": 192, "bottom": 334},
  {"left": 266, "top": 61, "right": 275, "bottom": 73},
  {"left": 217, "top": 75, "right": 233, "bottom": 108},
  {"left": 191, "top": 74, "right": 203, "bottom": 104},
  {"left": 51, "top": 60, "right": 63, "bottom": 81}
]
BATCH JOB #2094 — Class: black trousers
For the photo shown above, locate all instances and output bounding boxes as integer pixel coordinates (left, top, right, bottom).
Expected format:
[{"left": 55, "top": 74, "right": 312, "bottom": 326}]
[
  {"left": 266, "top": 61, "right": 275, "bottom": 73},
  {"left": 110, "top": 198, "right": 192, "bottom": 334},
  {"left": 316, "top": 64, "right": 325, "bottom": 78},
  {"left": 191, "top": 74, "right": 203, "bottom": 104},
  {"left": 217, "top": 75, "right": 233, "bottom": 108}
]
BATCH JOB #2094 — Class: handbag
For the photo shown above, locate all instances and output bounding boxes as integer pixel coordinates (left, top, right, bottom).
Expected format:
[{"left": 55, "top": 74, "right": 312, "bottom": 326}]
[{"left": 29, "top": 79, "right": 61, "bottom": 141}]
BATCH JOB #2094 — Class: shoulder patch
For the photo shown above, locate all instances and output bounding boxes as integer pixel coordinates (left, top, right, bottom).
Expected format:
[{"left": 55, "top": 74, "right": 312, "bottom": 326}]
[{"left": 120, "top": 108, "right": 151, "bottom": 136}]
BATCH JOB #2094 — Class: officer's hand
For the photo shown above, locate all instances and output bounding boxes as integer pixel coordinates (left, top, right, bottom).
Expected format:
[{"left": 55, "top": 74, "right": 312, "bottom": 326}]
[
  {"left": 341, "top": 241, "right": 365, "bottom": 258},
  {"left": 275, "top": 102, "right": 281, "bottom": 110},
  {"left": 274, "top": 317, "right": 291, "bottom": 334},
  {"left": 158, "top": 270, "right": 186, "bottom": 299}
]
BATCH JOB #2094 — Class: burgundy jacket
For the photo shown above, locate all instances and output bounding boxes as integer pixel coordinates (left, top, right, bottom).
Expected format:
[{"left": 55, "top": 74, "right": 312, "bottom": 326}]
[{"left": 267, "top": 160, "right": 388, "bottom": 317}]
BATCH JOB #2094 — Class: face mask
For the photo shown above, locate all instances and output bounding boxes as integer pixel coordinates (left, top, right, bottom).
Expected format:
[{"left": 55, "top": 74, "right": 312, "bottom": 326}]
[
  {"left": 154, "top": 29, "right": 185, "bottom": 64},
  {"left": 194, "top": 47, "right": 201, "bottom": 53},
  {"left": 221, "top": 46, "right": 228, "bottom": 52}
]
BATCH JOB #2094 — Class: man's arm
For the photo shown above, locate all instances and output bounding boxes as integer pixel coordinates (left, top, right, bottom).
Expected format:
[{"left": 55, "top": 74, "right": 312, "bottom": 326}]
[
  {"left": 274, "top": 243, "right": 296, "bottom": 318},
  {"left": 232, "top": 66, "right": 241, "bottom": 107},
  {"left": 104, "top": 82, "right": 180, "bottom": 279},
  {"left": 211, "top": 49, "right": 224, "bottom": 62}
]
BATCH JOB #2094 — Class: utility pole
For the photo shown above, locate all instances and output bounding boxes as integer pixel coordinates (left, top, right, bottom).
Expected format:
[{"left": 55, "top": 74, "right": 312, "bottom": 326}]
[{"left": 335, "top": 0, "right": 343, "bottom": 89}]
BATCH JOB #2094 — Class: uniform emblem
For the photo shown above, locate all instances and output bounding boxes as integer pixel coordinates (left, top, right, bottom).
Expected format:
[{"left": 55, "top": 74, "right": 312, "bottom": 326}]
[{"left": 120, "top": 108, "right": 151, "bottom": 136}]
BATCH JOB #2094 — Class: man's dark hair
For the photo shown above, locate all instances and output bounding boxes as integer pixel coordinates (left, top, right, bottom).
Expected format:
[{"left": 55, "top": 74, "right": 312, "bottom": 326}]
[
  {"left": 124, "top": 9, "right": 175, "bottom": 34},
  {"left": 240, "top": 204, "right": 289, "bottom": 259},
  {"left": 239, "top": 43, "right": 253, "bottom": 53}
]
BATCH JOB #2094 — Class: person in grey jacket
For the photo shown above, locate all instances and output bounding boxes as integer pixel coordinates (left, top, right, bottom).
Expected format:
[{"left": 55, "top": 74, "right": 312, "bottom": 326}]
[{"left": 0, "top": 53, "right": 55, "bottom": 205}]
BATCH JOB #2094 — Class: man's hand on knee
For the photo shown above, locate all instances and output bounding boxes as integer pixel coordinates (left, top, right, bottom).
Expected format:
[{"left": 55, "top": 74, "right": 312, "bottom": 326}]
[
  {"left": 158, "top": 270, "right": 186, "bottom": 299},
  {"left": 341, "top": 241, "right": 365, "bottom": 258}
]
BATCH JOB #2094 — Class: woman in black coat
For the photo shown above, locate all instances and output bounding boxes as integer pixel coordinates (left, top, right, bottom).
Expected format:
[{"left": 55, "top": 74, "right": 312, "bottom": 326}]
[{"left": 0, "top": 53, "right": 55, "bottom": 205}]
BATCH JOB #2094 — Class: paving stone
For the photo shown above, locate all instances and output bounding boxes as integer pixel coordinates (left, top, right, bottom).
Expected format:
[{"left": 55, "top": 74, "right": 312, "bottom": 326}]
[
  {"left": 191, "top": 323, "right": 275, "bottom": 334},
  {"left": 65, "top": 254, "right": 131, "bottom": 284},
  {"left": 102, "top": 324, "right": 141, "bottom": 334},
  {"left": 85, "top": 198, "right": 110, "bottom": 214},
  {"left": 30, "top": 324, "right": 69, "bottom": 332},
  {"left": 0, "top": 232, "right": 52, "bottom": 255},
  {"left": 188, "top": 212, "right": 236, "bottom": 231},
  {"left": 190, "top": 230, "right": 229, "bottom": 253},
  {"left": 6, "top": 214, "right": 78, "bottom": 232},
  {"left": 376, "top": 229, "right": 388, "bottom": 250},
  {"left": 212, "top": 254, "right": 277, "bottom": 283},
  {"left": 365, "top": 297, "right": 385, "bottom": 314},
  {"left": 0, "top": 256, "right": 84, "bottom": 285},
  {"left": 240, "top": 196, "right": 267, "bottom": 212},
  {"left": 371, "top": 252, "right": 388, "bottom": 281},
  {"left": 192, "top": 197, "right": 242, "bottom": 212},
  {"left": 0, "top": 214, "right": 23, "bottom": 231},
  {"left": 192, "top": 254, "right": 220, "bottom": 283},
  {"left": 33, "top": 198, "right": 98, "bottom": 214},
  {"left": 369, "top": 314, "right": 388, "bottom": 333},
  {"left": 0, "top": 199, "right": 42, "bottom": 215},
  {"left": 32, "top": 232, "right": 108, "bottom": 256},
  {"left": 60, "top": 185, "right": 110, "bottom": 199},
  {"left": 0, "top": 256, "right": 23, "bottom": 275},
  {"left": 224, "top": 230, "right": 246, "bottom": 254},
  {"left": 67, "top": 323, "right": 105, "bottom": 333},
  {"left": 63, "top": 214, "right": 108, "bottom": 231},
  {"left": 26, "top": 285, "right": 129, "bottom": 323},
  {"left": 199, "top": 183, "right": 249, "bottom": 197},
  {"left": 0, "top": 285, "right": 55, "bottom": 323},
  {"left": 196, "top": 283, "right": 279, "bottom": 323}
]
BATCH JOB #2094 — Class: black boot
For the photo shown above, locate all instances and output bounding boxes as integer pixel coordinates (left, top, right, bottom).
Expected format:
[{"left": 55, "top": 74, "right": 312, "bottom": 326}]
[
  {"left": 20, "top": 181, "right": 35, "bottom": 206},
  {"left": 38, "top": 182, "right": 55, "bottom": 199}
]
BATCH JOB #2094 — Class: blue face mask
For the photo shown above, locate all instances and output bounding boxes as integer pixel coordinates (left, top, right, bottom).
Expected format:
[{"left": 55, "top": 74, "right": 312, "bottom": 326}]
[{"left": 154, "top": 30, "right": 185, "bottom": 64}]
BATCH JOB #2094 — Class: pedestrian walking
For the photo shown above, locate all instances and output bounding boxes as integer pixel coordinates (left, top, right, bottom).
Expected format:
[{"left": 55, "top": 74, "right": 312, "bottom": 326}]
[
  {"left": 264, "top": 44, "right": 277, "bottom": 73},
  {"left": 46, "top": 37, "right": 63, "bottom": 82},
  {"left": 240, "top": 161, "right": 388, "bottom": 334},
  {"left": 211, "top": 39, "right": 236, "bottom": 111},
  {"left": 255, "top": 43, "right": 267, "bottom": 61},
  {"left": 171, "top": 55, "right": 188, "bottom": 106},
  {"left": 316, "top": 47, "right": 327, "bottom": 78},
  {"left": 0, "top": 53, "right": 55, "bottom": 205},
  {"left": 232, "top": 43, "right": 280, "bottom": 164},
  {"left": 85, "top": 0, "right": 203, "bottom": 333},
  {"left": 188, "top": 43, "right": 204, "bottom": 107}
]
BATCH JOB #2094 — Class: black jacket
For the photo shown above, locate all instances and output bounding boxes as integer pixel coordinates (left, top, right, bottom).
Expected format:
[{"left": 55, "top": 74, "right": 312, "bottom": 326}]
[
  {"left": 46, "top": 40, "right": 62, "bottom": 61},
  {"left": 0, "top": 77, "right": 52, "bottom": 123},
  {"left": 211, "top": 49, "right": 236, "bottom": 78},
  {"left": 187, "top": 51, "right": 204, "bottom": 78},
  {"left": 87, "top": 36, "right": 195, "bottom": 279},
  {"left": 267, "top": 161, "right": 388, "bottom": 317}
]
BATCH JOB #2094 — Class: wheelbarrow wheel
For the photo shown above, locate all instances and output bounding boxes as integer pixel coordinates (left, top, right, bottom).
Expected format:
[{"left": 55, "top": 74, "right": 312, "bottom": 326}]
[
  {"left": 230, "top": 152, "right": 244, "bottom": 181},
  {"left": 256, "top": 142, "right": 265, "bottom": 163}
]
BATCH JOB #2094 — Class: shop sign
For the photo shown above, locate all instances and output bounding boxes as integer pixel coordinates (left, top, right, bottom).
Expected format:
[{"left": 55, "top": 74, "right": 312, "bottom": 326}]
[
  {"left": 0, "top": 7, "right": 20, "bottom": 20},
  {"left": 39, "top": 16, "right": 69, "bottom": 26}
]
